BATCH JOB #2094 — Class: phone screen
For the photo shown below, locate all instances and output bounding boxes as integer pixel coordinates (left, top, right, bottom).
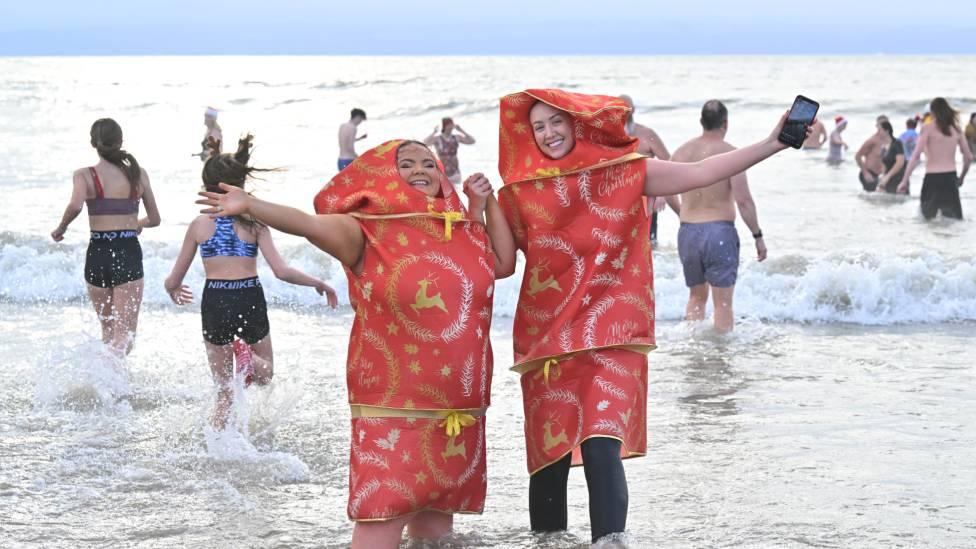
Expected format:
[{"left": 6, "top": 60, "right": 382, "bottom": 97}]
[{"left": 779, "top": 95, "right": 819, "bottom": 148}]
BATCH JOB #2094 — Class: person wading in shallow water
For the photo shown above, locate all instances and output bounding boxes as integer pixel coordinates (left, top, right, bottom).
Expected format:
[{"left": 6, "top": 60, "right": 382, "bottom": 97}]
[
  {"left": 197, "top": 139, "right": 515, "bottom": 548},
  {"left": 51, "top": 118, "right": 161, "bottom": 356},
  {"left": 898, "top": 97, "right": 973, "bottom": 219},
  {"left": 490, "top": 89, "right": 813, "bottom": 544},
  {"left": 165, "top": 135, "right": 336, "bottom": 430},
  {"left": 670, "top": 100, "right": 767, "bottom": 332}
]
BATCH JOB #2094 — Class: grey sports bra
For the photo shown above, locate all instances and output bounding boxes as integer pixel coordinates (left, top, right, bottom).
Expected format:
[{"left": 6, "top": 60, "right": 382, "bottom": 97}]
[{"left": 85, "top": 167, "right": 139, "bottom": 216}]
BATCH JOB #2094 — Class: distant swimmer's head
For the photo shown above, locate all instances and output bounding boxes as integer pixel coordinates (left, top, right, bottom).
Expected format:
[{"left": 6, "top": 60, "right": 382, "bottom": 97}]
[
  {"left": 202, "top": 134, "right": 273, "bottom": 193},
  {"left": 834, "top": 116, "right": 847, "bottom": 130},
  {"left": 441, "top": 117, "right": 455, "bottom": 134},
  {"left": 90, "top": 118, "right": 142, "bottom": 188},
  {"left": 906, "top": 117, "right": 918, "bottom": 129},
  {"left": 700, "top": 100, "right": 728, "bottom": 132},
  {"left": 529, "top": 101, "right": 576, "bottom": 160},
  {"left": 929, "top": 97, "right": 960, "bottom": 137},
  {"left": 350, "top": 108, "right": 367, "bottom": 124},
  {"left": 396, "top": 141, "right": 445, "bottom": 198}
]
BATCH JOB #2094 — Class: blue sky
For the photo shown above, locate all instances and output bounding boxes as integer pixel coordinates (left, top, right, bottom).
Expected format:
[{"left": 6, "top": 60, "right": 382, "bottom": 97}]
[{"left": 1, "top": 0, "right": 973, "bottom": 55}]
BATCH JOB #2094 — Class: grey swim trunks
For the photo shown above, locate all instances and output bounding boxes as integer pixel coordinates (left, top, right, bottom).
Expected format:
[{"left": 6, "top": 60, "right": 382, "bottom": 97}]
[{"left": 677, "top": 221, "right": 740, "bottom": 288}]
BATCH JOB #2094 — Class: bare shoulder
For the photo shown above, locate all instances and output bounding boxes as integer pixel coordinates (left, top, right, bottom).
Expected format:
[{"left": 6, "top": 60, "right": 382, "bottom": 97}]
[
  {"left": 670, "top": 139, "right": 698, "bottom": 162},
  {"left": 72, "top": 167, "right": 90, "bottom": 179}
]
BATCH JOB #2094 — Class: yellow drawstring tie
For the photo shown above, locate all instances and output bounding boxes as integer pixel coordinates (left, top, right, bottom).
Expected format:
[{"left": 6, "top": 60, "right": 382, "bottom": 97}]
[
  {"left": 427, "top": 205, "right": 464, "bottom": 240},
  {"left": 533, "top": 358, "right": 561, "bottom": 387},
  {"left": 439, "top": 411, "right": 476, "bottom": 438}
]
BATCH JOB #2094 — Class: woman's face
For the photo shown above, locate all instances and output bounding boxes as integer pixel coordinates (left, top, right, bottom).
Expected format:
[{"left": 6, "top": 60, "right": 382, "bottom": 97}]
[
  {"left": 529, "top": 102, "right": 575, "bottom": 160},
  {"left": 397, "top": 143, "right": 441, "bottom": 198}
]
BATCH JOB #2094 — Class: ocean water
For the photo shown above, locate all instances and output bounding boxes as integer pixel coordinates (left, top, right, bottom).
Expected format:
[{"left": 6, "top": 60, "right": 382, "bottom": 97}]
[{"left": 1, "top": 55, "right": 974, "bottom": 548}]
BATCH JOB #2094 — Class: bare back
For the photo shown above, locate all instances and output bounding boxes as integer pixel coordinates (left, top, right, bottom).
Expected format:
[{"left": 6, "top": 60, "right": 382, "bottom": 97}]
[
  {"left": 671, "top": 136, "right": 737, "bottom": 223},
  {"left": 82, "top": 161, "right": 143, "bottom": 232},
  {"left": 338, "top": 122, "right": 357, "bottom": 159},
  {"left": 920, "top": 125, "right": 969, "bottom": 173}
]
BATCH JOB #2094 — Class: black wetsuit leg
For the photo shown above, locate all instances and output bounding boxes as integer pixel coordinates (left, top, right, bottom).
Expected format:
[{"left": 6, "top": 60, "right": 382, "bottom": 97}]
[
  {"left": 528, "top": 453, "right": 571, "bottom": 532},
  {"left": 650, "top": 210, "right": 659, "bottom": 242},
  {"left": 581, "top": 438, "right": 628, "bottom": 543}
]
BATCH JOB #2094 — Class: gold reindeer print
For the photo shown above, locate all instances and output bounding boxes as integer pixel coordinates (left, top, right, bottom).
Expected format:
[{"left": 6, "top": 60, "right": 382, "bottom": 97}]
[
  {"left": 542, "top": 412, "right": 568, "bottom": 452},
  {"left": 441, "top": 436, "right": 467, "bottom": 461},
  {"left": 411, "top": 274, "right": 448, "bottom": 314},
  {"left": 527, "top": 259, "right": 562, "bottom": 298}
]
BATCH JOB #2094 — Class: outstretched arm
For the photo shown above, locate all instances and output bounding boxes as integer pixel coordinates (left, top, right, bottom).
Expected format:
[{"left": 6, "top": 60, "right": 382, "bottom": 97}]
[
  {"left": 257, "top": 228, "right": 339, "bottom": 308},
  {"left": 644, "top": 111, "right": 798, "bottom": 197},
  {"left": 423, "top": 126, "right": 439, "bottom": 146},
  {"left": 197, "top": 184, "right": 366, "bottom": 271},
  {"left": 51, "top": 171, "right": 88, "bottom": 241}
]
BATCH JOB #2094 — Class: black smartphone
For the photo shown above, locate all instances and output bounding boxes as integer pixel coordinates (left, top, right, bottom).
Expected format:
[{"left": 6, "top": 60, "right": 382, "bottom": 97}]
[{"left": 778, "top": 95, "right": 820, "bottom": 149}]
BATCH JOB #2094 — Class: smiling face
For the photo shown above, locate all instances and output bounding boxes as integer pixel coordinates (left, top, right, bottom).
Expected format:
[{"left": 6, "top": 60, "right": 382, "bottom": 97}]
[
  {"left": 529, "top": 102, "right": 576, "bottom": 160},
  {"left": 396, "top": 142, "right": 442, "bottom": 198}
]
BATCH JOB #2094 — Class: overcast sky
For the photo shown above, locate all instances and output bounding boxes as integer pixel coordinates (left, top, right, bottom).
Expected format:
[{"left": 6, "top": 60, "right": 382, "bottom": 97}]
[{"left": 2, "top": 0, "right": 973, "bottom": 55}]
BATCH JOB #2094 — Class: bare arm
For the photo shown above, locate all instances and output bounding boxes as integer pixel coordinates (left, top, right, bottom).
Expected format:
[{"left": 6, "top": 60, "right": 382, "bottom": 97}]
[
  {"left": 163, "top": 221, "right": 199, "bottom": 304},
  {"left": 197, "top": 184, "right": 366, "bottom": 272},
  {"left": 257, "top": 228, "right": 339, "bottom": 307},
  {"left": 51, "top": 171, "right": 88, "bottom": 241},
  {"left": 644, "top": 127, "right": 670, "bottom": 160},
  {"left": 898, "top": 130, "right": 927, "bottom": 190},
  {"left": 644, "top": 136, "right": 783, "bottom": 197},
  {"left": 730, "top": 172, "right": 766, "bottom": 261},
  {"left": 959, "top": 132, "right": 973, "bottom": 185},
  {"left": 455, "top": 126, "right": 476, "bottom": 145},
  {"left": 138, "top": 169, "right": 161, "bottom": 230},
  {"left": 463, "top": 174, "right": 517, "bottom": 278},
  {"left": 423, "top": 126, "right": 438, "bottom": 146}
]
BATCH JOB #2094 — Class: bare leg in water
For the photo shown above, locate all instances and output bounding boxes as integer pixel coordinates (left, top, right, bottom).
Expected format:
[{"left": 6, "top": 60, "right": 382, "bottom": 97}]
[
  {"left": 351, "top": 511, "right": 453, "bottom": 549},
  {"left": 86, "top": 279, "right": 144, "bottom": 355}
]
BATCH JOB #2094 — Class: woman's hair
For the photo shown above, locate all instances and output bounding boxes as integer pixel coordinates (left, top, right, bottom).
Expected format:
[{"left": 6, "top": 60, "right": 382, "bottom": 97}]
[
  {"left": 879, "top": 120, "right": 894, "bottom": 138},
  {"left": 395, "top": 140, "right": 436, "bottom": 162},
  {"left": 930, "top": 97, "right": 959, "bottom": 137},
  {"left": 90, "top": 118, "right": 142, "bottom": 191},
  {"left": 202, "top": 134, "right": 272, "bottom": 230}
]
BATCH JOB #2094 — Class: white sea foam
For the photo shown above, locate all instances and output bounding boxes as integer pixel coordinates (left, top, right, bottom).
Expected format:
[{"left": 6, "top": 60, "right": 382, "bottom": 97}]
[{"left": 4, "top": 236, "right": 974, "bottom": 325}]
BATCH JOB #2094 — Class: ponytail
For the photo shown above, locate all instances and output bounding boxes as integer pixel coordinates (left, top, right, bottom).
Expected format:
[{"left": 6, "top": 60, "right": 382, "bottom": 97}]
[{"left": 90, "top": 118, "right": 141, "bottom": 192}]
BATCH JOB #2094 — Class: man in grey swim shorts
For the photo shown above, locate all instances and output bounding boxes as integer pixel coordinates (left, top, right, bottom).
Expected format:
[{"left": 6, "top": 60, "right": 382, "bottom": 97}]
[{"left": 669, "top": 100, "right": 768, "bottom": 332}]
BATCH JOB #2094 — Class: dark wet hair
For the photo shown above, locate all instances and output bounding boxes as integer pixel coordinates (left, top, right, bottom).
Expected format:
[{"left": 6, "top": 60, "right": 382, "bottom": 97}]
[
  {"left": 930, "top": 97, "right": 959, "bottom": 137},
  {"left": 441, "top": 117, "right": 454, "bottom": 132},
  {"left": 351, "top": 108, "right": 367, "bottom": 121},
  {"left": 90, "top": 118, "right": 142, "bottom": 191},
  {"left": 700, "top": 100, "right": 728, "bottom": 131},
  {"left": 879, "top": 120, "right": 894, "bottom": 138},
  {"left": 969, "top": 112, "right": 976, "bottom": 124},
  {"left": 906, "top": 118, "right": 917, "bottom": 129},
  {"left": 202, "top": 134, "right": 272, "bottom": 230}
]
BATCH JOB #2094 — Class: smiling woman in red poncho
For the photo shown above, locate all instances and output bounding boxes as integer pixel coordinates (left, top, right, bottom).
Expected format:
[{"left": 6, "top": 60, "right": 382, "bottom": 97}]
[
  {"left": 491, "top": 89, "right": 807, "bottom": 543},
  {"left": 197, "top": 140, "right": 514, "bottom": 548}
]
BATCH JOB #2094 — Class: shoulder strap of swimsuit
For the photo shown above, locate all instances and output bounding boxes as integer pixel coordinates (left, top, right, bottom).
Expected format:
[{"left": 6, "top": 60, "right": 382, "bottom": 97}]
[{"left": 89, "top": 167, "right": 104, "bottom": 199}]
